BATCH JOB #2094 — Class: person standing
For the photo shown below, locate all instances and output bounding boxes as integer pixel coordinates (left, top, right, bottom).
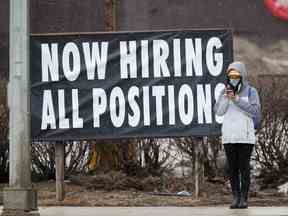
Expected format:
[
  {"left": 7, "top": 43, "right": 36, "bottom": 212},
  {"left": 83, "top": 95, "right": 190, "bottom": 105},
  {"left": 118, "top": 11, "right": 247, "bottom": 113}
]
[{"left": 214, "top": 61, "right": 261, "bottom": 209}]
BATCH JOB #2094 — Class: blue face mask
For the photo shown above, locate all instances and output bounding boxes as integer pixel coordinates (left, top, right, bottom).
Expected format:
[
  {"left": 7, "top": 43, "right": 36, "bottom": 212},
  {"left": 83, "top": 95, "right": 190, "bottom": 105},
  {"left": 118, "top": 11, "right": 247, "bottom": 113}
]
[{"left": 229, "top": 79, "right": 240, "bottom": 87}]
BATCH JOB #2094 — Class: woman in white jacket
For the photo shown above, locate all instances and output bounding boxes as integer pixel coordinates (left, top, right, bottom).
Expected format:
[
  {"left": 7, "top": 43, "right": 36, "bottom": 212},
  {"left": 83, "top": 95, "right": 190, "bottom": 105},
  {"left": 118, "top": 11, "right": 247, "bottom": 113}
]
[{"left": 214, "top": 61, "right": 261, "bottom": 209}]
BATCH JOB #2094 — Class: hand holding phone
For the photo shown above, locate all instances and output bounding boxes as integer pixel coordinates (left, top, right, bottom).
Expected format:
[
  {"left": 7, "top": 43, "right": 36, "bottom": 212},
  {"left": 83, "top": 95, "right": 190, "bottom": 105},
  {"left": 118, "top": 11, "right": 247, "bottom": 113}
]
[{"left": 225, "top": 87, "right": 235, "bottom": 99}]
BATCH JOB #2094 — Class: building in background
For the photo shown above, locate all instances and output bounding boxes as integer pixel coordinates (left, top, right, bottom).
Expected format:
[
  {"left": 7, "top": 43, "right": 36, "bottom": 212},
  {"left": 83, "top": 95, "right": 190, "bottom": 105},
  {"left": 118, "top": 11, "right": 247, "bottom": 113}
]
[{"left": 0, "top": 0, "right": 287, "bottom": 78}]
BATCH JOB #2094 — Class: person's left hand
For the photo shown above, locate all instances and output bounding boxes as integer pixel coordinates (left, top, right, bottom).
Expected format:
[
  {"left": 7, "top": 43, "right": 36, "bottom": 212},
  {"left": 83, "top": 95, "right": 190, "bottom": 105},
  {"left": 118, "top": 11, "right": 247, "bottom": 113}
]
[
  {"left": 231, "top": 94, "right": 239, "bottom": 101},
  {"left": 226, "top": 91, "right": 235, "bottom": 100}
]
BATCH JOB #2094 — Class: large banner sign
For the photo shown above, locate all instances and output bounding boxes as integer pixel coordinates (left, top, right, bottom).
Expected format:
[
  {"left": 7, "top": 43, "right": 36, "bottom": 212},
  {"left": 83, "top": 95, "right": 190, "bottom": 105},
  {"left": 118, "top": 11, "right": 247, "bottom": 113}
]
[{"left": 30, "top": 29, "right": 233, "bottom": 140}]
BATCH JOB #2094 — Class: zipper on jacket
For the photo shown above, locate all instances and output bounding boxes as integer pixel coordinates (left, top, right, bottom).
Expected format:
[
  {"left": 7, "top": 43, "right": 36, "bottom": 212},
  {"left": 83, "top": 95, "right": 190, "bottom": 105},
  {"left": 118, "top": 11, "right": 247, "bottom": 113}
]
[{"left": 246, "top": 119, "right": 249, "bottom": 139}]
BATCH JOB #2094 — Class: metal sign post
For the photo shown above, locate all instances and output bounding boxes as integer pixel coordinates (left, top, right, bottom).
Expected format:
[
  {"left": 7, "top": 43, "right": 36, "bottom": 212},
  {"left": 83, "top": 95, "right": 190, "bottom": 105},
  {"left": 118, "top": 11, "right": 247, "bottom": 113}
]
[{"left": 2, "top": 0, "right": 39, "bottom": 215}]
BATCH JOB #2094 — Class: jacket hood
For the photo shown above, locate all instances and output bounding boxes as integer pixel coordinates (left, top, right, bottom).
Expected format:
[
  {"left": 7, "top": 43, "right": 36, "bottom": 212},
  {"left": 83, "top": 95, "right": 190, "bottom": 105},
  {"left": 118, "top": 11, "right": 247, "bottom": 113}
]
[{"left": 227, "top": 61, "right": 248, "bottom": 90}]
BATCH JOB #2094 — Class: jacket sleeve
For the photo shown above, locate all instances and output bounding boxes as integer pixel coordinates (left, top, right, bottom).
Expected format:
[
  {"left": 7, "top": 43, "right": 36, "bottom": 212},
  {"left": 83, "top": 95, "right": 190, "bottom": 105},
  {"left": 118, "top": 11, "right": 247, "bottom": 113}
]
[
  {"left": 213, "top": 89, "right": 229, "bottom": 116},
  {"left": 233, "top": 87, "right": 261, "bottom": 118}
]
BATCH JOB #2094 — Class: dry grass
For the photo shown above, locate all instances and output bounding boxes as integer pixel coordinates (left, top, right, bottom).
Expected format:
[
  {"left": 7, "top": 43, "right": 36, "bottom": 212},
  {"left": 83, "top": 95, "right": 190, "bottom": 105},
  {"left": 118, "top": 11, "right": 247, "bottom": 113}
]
[{"left": 27, "top": 177, "right": 288, "bottom": 207}]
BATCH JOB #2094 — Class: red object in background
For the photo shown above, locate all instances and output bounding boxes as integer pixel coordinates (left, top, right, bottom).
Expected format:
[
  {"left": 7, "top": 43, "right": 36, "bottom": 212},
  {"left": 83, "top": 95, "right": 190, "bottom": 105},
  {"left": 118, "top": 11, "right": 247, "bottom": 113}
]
[{"left": 264, "top": 0, "right": 288, "bottom": 21}]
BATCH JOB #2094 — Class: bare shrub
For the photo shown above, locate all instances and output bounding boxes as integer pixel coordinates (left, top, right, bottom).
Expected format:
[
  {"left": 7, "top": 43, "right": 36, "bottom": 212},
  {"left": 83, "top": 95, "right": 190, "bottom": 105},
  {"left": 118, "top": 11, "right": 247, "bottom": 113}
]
[
  {"left": 131, "top": 138, "right": 174, "bottom": 177},
  {"left": 31, "top": 142, "right": 55, "bottom": 180},
  {"left": 173, "top": 136, "right": 223, "bottom": 179},
  {"left": 65, "top": 141, "right": 90, "bottom": 176},
  {"left": 31, "top": 141, "right": 90, "bottom": 181},
  {"left": 253, "top": 75, "right": 288, "bottom": 188}
]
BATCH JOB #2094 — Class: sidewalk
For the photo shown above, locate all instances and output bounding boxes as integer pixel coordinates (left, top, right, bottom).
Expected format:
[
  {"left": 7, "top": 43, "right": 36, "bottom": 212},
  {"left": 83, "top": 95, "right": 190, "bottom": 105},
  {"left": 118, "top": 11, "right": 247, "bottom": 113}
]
[{"left": 1, "top": 206, "right": 288, "bottom": 216}]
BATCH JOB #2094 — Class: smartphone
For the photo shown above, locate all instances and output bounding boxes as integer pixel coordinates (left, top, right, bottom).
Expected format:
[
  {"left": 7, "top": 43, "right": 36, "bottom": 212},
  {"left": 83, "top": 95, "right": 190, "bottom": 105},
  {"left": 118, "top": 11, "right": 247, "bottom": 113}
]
[{"left": 225, "top": 88, "right": 234, "bottom": 96}]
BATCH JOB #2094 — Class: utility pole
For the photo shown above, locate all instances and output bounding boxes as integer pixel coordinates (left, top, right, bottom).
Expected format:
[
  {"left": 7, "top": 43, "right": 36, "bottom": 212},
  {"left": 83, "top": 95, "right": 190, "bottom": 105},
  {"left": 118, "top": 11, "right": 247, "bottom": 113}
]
[{"left": 2, "top": 0, "right": 39, "bottom": 215}]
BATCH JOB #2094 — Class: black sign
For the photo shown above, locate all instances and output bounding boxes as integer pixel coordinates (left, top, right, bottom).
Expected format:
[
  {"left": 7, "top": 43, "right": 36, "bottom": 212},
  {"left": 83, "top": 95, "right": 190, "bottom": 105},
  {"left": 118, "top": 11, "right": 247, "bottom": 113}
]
[{"left": 30, "top": 29, "right": 233, "bottom": 141}]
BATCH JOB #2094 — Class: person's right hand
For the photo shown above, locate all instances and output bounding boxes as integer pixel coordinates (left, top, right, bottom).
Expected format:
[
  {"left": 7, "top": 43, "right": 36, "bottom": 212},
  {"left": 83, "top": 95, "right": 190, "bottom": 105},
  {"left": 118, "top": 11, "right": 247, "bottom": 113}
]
[{"left": 225, "top": 88, "right": 235, "bottom": 100}]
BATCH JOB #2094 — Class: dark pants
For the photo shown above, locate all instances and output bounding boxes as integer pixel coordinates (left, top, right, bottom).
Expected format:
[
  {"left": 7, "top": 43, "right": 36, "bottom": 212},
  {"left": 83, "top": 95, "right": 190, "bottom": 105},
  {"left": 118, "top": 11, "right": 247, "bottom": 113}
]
[{"left": 224, "top": 144, "right": 254, "bottom": 198}]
